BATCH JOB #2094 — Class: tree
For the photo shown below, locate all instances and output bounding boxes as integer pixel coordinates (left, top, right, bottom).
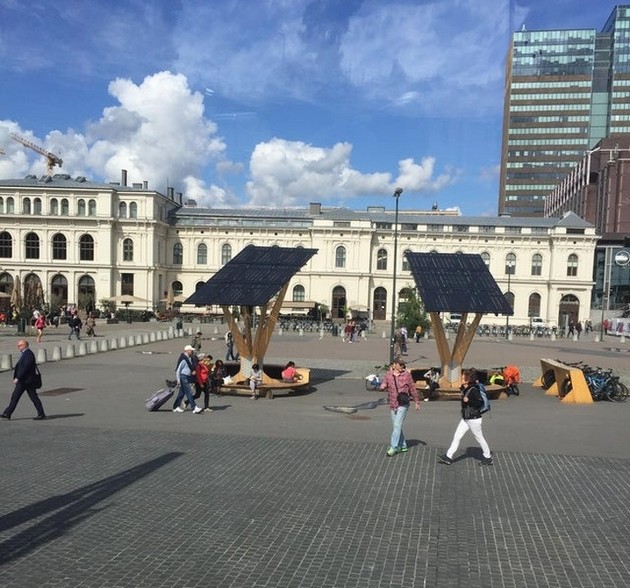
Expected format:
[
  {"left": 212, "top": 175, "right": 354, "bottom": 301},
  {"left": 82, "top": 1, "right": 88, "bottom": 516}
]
[{"left": 396, "top": 286, "right": 430, "bottom": 333}]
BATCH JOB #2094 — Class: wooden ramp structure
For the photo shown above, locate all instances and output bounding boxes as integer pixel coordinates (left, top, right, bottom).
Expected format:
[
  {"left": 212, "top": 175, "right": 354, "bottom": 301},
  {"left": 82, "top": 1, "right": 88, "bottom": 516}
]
[
  {"left": 405, "top": 252, "right": 513, "bottom": 390},
  {"left": 184, "top": 244, "right": 317, "bottom": 393}
]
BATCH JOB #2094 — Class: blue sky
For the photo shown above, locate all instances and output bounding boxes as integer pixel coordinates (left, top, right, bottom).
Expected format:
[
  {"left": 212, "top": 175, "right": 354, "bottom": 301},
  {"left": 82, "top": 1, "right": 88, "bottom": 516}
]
[{"left": 0, "top": 0, "right": 622, "bottom": 214}]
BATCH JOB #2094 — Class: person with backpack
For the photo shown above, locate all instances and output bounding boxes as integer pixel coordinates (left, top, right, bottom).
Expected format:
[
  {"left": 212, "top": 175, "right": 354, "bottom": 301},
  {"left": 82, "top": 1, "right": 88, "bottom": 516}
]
[{"left": 438, "top": 368, "right": 493, "bottom": 466}]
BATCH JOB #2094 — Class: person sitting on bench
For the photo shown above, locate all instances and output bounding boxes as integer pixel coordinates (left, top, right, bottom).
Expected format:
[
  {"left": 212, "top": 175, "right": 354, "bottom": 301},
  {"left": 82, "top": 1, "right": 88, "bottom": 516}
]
[{"left": 281, "top": 361, "right": 302, "bottom": 383}]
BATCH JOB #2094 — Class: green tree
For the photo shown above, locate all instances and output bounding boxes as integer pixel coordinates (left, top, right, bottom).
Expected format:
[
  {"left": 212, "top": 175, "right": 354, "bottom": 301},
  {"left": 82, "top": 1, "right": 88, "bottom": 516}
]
[{"left": 397, "top": 286, "right": 430, "bottom": 334}]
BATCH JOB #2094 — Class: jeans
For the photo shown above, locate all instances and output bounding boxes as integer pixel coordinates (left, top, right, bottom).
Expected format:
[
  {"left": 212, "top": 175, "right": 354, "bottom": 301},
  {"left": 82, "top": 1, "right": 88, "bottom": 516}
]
[
  {"left": 173, "top": 379, "right": 197, "bottom": 410},
  {"left": 446, "top": 418, "right": 491, "bottom": 459},
  {"left": 390, "top": 406, "right": 409, "bottom": 449}
]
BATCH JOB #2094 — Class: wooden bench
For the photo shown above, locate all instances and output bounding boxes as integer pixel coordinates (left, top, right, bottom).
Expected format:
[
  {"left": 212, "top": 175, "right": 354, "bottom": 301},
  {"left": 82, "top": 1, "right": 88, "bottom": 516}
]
[
  {"left": 532, "top": 358, "right": 592, "bottom": 404},
  {"left": 409, "top": 368, "right": 508, "bottom": 400},
  {"left": 218, "top": 364, "right": 310, "bottom": 400}
]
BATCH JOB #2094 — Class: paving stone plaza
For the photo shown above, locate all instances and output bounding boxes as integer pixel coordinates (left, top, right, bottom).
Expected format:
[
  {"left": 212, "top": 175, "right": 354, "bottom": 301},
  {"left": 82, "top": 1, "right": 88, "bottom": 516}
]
[{"left": 0, "top": 321, "right": 629, "bottom": 587}]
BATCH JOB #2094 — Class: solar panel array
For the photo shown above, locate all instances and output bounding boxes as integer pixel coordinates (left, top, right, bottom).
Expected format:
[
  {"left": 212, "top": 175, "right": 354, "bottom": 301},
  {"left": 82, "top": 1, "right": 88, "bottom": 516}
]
[
  {"left": 405, "top": 252, "right": 513, "bottom": 315},
  {"left": 184, "top": 245, "right": 318, "bottom": 306}
]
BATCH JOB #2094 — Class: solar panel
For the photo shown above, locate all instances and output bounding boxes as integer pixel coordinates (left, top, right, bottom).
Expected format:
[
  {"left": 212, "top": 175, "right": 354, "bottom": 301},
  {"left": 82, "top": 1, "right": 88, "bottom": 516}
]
[
  {"left": 184, "top": 245, "right": 318, "bottom": 306},
  {"left": 405, "top": 252, "right": 513, "bottom": 315}
]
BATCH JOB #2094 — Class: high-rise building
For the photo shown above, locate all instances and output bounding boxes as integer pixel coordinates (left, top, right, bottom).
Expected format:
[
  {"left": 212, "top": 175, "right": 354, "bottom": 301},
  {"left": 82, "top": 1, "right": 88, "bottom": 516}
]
[{"left": 499, "top": 4, "right": 630, "bottom": 217}]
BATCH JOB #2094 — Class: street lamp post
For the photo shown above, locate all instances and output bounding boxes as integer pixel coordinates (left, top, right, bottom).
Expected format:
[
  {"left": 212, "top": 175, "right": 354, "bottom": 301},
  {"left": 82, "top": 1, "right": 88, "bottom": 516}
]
[
  {"left": 505, "top": 260, "right": 514, "bottom": 339},
  {"left": 389, "top": 188, "right": 403, "bottom": 363}
]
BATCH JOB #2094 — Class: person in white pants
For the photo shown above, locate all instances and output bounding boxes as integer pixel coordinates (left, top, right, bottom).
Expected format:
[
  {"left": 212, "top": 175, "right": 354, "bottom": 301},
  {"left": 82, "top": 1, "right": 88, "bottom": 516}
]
[{"left": 438, "top": 368, "right": 493, "bottom": 466}]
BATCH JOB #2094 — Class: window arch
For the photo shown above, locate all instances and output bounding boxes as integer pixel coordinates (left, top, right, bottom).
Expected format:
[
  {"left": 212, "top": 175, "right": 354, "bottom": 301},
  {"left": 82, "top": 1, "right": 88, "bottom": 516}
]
[
  {"left": 373, "top": 287, "right": 387, "bottom": 320},
  {"left": 335, "top": 245, "right": 346, "bottom": 268},
  {"left": 78, "top": 199, "right": 86, "bottom": 216},
  {"left": 119, "top": 202, "right": 127, "bottom": 218},
  {"left": 23, "top": 198, "right": 31, "bottom": 215},
  {"left": 52, "top": 233, "right": 67, "bottom": 260},
  {"left": 60, "top": 198, "right": 69, "bottom": 215},
  {"left": 531, "top": 254, "right": 543, "bottom": 276},
  {"left": 34, "top": 197, "right": 42, "bottom": 215},
  {"left": 505, "top": 252, "right": 516, "bottom": 275},
  {"left": 292, "top": 285, "right": 305, "bottom": 302},
  {"left": 0, "top": 272, "right": 14, "bottom": 296},
  {"left": 129, "top": 202, "right": 137, "bottom": 218},
  {"left": 197, "top": 243, "right": 208, "bottom": 265},
  {"left": 376, "top": 248, "right": 388, "bottom": 270},
  {"left": 173, "top": 243, "right": 183, "bottom": 265},
  {"left": 79, "top": 234, "right": 94, "bottom": 261},
  {"left": 88, "top": 199, "right": 97, "bottom": 216},
  {"left": 332, "top": 285, "right": 346, "bottom": 318},
  {"left": 25, "top": 232, "right": 40, "bottom": 259},
  {"left": 0, "top": 231, "right": 12, "bottom": 258},
  {"left": 528, "top": 293, "right": 541, "bottom": 318},
  {"left": 50, "top": 198, "right": 59, "bottom": 215},
  {"left": 51, "top": 274, "right": 68, "bottom": 308},
  {"left": 123, "top": 238, "right": 134, "bottom": 262},
  {"left": 23, "top": 273, "right": 43, "bottom": 308},
  {"left": 567, "top": 254, "right": 578, "bottom": 277},
  {"left": 480, "top": 252, "right": 490, "bottom": 267},
  {"left": 221, "top": 243, "right": 232, "bottom": 265},
  {"left": 172, "top": 281, "right": 183, "bottom": 296},
  {"left": 6, "top": 197, "right": 14, "bottom": 214},
  {"left": 78, "top": 275, "right": 96, "bottom": 311},
  {"left": 0, "top": 197, "right": 3, "bottom": 214},
  {"left": 402, "top": 249, "right": 411, "bottom": 272}
]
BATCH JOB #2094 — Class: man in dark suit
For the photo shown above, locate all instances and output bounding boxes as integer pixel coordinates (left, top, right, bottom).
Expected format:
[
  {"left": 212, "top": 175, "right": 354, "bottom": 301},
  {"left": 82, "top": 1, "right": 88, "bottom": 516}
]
[{"left": 1, "top": 339, "right": 46, "bottom": 421}]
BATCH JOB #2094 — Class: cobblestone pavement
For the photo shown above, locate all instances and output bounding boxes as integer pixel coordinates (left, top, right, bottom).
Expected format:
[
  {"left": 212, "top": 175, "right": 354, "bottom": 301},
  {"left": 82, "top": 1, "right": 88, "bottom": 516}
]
[{"left": 0, "top": 322, "right": 629, "bottom": 587}]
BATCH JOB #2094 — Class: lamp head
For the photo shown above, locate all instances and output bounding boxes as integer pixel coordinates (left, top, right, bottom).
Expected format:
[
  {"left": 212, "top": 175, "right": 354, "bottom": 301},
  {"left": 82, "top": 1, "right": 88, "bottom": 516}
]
[{"left": 393, "top": 187, "right": 403, "bottom": 197}]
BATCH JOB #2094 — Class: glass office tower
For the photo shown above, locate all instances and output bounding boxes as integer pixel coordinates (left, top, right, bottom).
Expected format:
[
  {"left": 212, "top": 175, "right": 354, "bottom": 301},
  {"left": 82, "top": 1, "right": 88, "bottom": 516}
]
[{"left": 499, "top": 5, "right": 630, "bottom": 217}]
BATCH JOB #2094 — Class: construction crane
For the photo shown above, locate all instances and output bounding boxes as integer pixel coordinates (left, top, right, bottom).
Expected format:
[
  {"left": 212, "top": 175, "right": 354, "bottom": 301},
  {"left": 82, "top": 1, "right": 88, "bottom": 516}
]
[{"left": 10, "top": 132, "right": 63, "bottom": 175}]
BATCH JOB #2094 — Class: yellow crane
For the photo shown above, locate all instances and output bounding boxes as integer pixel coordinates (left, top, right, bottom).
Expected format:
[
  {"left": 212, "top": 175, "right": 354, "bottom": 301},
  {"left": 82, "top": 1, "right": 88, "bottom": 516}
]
[{"left": 10, "top": 132, "right": 63, "bottom": 175}]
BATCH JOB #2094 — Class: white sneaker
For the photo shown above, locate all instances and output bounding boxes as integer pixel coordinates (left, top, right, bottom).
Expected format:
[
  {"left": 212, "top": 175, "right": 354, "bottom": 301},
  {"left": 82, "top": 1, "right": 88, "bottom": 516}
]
[
  {"left": 173, "top": 407, "right": 184, "bottom": 413},
  {"left": 192, "top": 406, "right": 203, "bottom": 414}
]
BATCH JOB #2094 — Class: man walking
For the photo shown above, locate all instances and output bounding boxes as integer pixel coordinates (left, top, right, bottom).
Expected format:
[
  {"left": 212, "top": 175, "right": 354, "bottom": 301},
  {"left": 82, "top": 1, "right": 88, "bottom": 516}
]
[
  {"left": 173, "top": 344, "right": 203, "bottom": 414},
  {"left": 1, "top": 339, "right": 46, "bottom": 421}
]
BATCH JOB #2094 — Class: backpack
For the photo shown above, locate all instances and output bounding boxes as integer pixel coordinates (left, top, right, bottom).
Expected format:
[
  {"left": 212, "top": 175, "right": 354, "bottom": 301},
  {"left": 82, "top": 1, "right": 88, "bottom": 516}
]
[{"left": 478, "top": 383, "right": 491, "bottom": 414}]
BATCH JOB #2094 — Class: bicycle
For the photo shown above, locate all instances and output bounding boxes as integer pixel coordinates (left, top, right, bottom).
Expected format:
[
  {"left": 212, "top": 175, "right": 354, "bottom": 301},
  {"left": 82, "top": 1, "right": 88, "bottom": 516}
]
[{"left": 559, "top": 364, "right": 628, "bottom": 402}]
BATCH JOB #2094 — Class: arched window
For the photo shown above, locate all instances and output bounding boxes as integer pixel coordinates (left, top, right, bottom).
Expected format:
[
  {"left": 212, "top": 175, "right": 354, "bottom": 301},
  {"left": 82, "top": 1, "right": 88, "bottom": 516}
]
[
  {"left": 197, "top": 243, "right": 208, "bottom": 265},
  {"left": 23, "top": 274, "right": 43, "bottom": 309},
  {"left": 531, "top": 254, "right": 543, "bottom": 276},
  {"left": 88, "top": 199, "right": 97, "bottom": 216},
  {"left": 373, "top": 287, "right": 387, "bottom": 320},
  {"left": 79, "top": 234, "right": 94, "bottom": 261},
  {"left": 505, "top": 252, "right": 516, "bottom": 275},
  {"left": 78, "top": 199, "right": 86, "bottom": 216},
  {"left": 221, "top": 243, "right": 232, "bottom": 265},
  {"left": 23, "top": 197, "right": 31, "bottom": 215},
  {"left": 402, "top": 249, "right": 411, "bottom": 272},
  {"left": 119, "top": 202, "right": 127, "bottom": 218},
  {"left": 60, "top": 198, "right": 69, "bottom": 215},
  {"left": 332, "top": 286, "right": 346, "bottom": 318},
  {"left": 335, "top": 245, "right": 346, "bottom": 268},
  {"left": 567, "top": 254, "right": 578, "bottom": 277},
  {"left": 78, "top": 275, "right": 96, "bottom": 310},
  {"left": 50, "top": 198, "right": 58, "bottom": 215},
  {"left": 51, "top": 274, "right": 68, "bottom": 308},
  {"left": 505, "top": 291, "right": 515, "bottom": 311},
  {"left": 0, "top": 197, "right": 4, "bottom": 214},
  {"left": 292, "top": 285, "right": 305, "bottom": 302},
  {"left": 34, "top": 198, "right": 42, "bottom": 215},
  {"left": 172, "top": 281, "right": 183, "bottom": 296},
  {"left": 528, "top": 293, "right": 541, "bottom": 318},
  {"left": 123, "top": 238, "right": 134, "bottom": 261},
  {"left": 0, "top": 272, "right": 14, "bottom": 296},
  {"left": 480, "top": 252, "right": 490, "bottom": 267},
  {"left": 25, "top": 232, "right": 40, "bottom": 259},
  {"left": 376, "top": 248, "right": 388, "bottom": 270},
  {"left": 173, "top": 243, "right": 183, "bottom": 265},
  {"left": 52, "top": 233, "right": 67, "bottom": 260},
  {"left": 0, "top": 231, "right": 13, "bottom": 258},
  {"left": 6, "top": 197, "right": 15, "bottom": 214},
  {"left": 129, "top": 202, "right": 137, "bottom": 218}
]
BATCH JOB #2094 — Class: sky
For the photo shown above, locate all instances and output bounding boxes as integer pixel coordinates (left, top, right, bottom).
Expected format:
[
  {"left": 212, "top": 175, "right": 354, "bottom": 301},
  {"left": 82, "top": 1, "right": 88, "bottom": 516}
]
[{"left": 0, "top": 0, "right": 622, "bottom": 215}]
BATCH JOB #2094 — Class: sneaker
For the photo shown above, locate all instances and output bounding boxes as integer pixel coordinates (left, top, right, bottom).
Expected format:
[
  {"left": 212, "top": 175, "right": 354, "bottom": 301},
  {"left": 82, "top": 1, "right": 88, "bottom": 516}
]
[
  {"left": 399, "top": 447, "right": 408, "bottom": 453},
  {"left": 192, "top": 406, "right": 203, "bottom": 414},
  {"left": 480, "top": 455, "right": 493, "bottom": 466},
  {"left": 203, "top": 407, "right": 213, "bottom": 412},
  {"left": 437, "top": 454, "right": 453, "bottom": 465},
  {"left": 386, "top": 447, "right": 399, "bottom": 457},
  {"left": 173, "top": 407, "right": 184, "bottom": 413}
]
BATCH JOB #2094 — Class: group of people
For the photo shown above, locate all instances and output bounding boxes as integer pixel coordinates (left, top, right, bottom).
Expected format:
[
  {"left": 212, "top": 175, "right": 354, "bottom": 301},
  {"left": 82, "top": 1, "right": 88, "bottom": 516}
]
[{"left": 379, "top": 358, "right": 492, "bottom": 465}]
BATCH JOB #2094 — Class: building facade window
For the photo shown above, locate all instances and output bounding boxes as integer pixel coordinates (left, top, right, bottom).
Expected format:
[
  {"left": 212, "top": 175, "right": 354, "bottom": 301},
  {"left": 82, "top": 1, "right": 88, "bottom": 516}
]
[
  {"left": 505, "top": 252, "right": 517, "bottom": 274},
  {"left": 528, "top": 293, "right": 542, "bottom": 317},
  {"left": 123, "top": 238, "right": 134, "bottom": 262},
  {"left": 52, "top": 233, "right": 67, "bottom": 260},
  {"left": 23, "top": 198, "right": 31, "bottom": 215},
  {"left": 197, "top": 243, "right": 208, "bottom": 265},
  {"left": 60, "top": 198, "right": 69, "bottom": 215},
  {"left": 567, "top": 253, "right": 578, "bottom": 276},
  {"left": 173, "top": 242, "right": 183, "bottom": 265},
  {"left": 172, "top": 281, "right": 183, "bottom": 296},
  {"left": 402, "top": 249, "right": 411, "bottom": 272},
  {"left": 121, "top": 273, "right": 134, "bottom": 296},
  {"left": 6, "top": 197, "right": 14, "bottom": 214},
  {"left": 50, "top": 274, "right": 68, "bottom": 307},
  {"left": 531, "top": 253, "right": 543, "bottom": 276},
  {"left": 481, "top": 252, "right": 491, "bottom": 267},
  {"left": 292, "top": 284, "right": 305, "bottom": 302},
  {"left": 78, "top": 199, "right": 86, "bottom": 216},
  {"left": 376, "top": 248, "right": 388, "bottom": 270},
  {"left": 79, "top": 234, "right": 94, "bottom": 261},
  {"left": 221, "top": 243, "right": 232, "bottom": 265},
  {"left": 50, "top": 198, "right": 58, "bottom": 215},
  {"left": 88, "top": 199, "right": 97, "bottom": 216},
  {"left": 119, "top": 202, "right": 127, "bottom": 218},
  {"left": 0, "top": 231, "right": 12, "bottom": 258},
  {"left": 129, "top": 202, "right": 137, "bottom": 219},
  {"left": 25, "top": 232, "right": 40, "bottom": 259},
  {"left": 335, "top": 245, "right": 346, "bottom": 268},
  {"left": 34, "top": 198, "right": 42, "bottom": 215}
]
